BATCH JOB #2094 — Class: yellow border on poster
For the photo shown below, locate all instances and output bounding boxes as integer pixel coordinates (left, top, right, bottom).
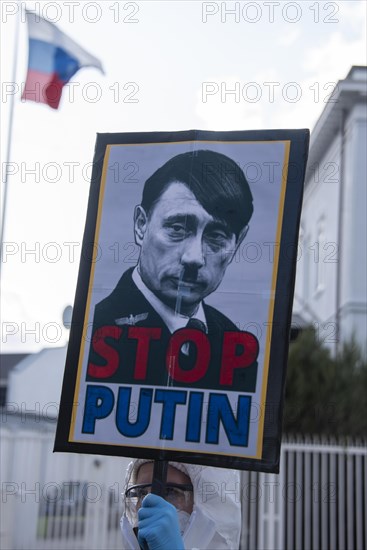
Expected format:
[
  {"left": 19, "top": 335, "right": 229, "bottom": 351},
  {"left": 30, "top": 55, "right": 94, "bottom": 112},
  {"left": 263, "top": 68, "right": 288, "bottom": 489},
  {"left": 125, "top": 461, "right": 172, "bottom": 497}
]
[
  {"left": 69, "top": 139, "right": 291, "bottom": 461},
  {"left": 69, "top": 145, "right": 112, "bottom": 440},
  {"left": 255, "top": 140, "right": 291, "bottom": 457}
]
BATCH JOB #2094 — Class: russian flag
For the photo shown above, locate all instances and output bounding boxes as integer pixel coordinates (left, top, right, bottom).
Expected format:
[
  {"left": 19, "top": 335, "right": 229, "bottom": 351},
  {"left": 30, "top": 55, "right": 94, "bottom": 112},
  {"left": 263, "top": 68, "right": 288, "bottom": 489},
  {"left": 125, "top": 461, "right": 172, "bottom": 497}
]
[{"left": 23, "top": 11, "right": 104, "bottom": 109}]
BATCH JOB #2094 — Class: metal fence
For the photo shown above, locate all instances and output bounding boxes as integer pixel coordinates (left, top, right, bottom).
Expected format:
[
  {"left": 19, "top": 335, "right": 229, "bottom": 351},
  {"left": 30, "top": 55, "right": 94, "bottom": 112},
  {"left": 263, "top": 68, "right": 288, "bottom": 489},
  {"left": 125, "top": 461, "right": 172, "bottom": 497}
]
[
  {"left": 0, "top": 420, "right": 130, "bottom": 550},
  {"left": 241, "top": 437, "right": 367, "bottom": 550},
  {"left": 1, "top": 421, "right": 366, "bottom": 550}
]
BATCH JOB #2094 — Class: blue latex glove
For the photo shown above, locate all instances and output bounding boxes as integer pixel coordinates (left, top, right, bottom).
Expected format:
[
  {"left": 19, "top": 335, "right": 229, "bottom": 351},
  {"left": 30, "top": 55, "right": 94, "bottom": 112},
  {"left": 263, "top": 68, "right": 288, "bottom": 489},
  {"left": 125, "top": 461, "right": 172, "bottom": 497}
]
[{"left": 137, "top": 493, "right": 185, "bottom": 550}]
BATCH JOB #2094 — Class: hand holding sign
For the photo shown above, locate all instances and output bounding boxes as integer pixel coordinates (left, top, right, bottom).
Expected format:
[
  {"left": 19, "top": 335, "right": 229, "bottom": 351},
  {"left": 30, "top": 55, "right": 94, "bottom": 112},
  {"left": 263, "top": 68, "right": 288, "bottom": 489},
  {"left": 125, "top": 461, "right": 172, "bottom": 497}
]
[{"left": 138, "top": 494, "right": 184, "bottom": 550}]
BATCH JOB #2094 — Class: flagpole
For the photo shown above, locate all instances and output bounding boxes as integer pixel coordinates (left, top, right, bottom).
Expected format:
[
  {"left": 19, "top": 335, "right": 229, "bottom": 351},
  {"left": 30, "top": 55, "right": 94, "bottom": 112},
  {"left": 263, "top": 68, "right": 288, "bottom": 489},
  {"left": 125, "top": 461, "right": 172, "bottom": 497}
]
[{"left": 0, "top": 1, "right": 21, "bottom": 274}]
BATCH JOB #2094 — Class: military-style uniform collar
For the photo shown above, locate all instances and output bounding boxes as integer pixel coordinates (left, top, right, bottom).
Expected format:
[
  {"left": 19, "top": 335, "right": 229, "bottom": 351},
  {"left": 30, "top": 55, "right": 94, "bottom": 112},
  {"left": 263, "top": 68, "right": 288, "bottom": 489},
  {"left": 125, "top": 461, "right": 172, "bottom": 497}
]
[{"left": 132, "top": 267, "right": 207, "bottom": 334}]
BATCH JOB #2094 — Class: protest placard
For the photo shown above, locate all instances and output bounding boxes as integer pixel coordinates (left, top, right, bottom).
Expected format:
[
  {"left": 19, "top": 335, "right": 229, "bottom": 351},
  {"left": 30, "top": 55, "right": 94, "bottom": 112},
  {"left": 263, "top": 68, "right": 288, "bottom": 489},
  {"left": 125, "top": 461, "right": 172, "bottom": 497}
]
[{"left": 55, "top": 129, "right": 309, "bottom": 473}]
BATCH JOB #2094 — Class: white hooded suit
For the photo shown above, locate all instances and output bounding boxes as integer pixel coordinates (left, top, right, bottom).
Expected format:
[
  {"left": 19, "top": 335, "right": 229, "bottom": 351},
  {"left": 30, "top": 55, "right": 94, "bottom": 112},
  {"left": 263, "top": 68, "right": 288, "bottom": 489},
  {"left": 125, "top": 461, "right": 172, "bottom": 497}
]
[{"left": 120, "top": 459, "right": 242, "bottom": 550}]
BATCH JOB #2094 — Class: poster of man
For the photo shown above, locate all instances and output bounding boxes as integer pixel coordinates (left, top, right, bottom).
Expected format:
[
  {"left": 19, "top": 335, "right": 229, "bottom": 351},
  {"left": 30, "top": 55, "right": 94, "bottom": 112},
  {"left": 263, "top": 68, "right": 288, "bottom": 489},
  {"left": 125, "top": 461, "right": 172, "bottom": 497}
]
[
  {"left": 88, "top": 149, "right": 258, "bottom": 392},
  {"left": 55, "top": 129, "right": 309, "bottom": 473}
]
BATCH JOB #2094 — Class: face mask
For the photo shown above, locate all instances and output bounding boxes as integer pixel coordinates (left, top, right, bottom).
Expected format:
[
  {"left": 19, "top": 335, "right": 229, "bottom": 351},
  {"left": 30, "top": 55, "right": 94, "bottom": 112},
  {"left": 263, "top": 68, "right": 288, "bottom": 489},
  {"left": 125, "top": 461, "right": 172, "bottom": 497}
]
[{"left": 177, "top": 509, "right": 191, "bottom": 536}]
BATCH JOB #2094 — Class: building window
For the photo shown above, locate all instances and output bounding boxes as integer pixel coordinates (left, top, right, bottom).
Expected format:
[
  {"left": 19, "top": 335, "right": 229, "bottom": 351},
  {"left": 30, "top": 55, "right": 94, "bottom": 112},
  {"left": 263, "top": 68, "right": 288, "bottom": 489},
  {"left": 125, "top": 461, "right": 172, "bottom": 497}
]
[
  {"left": 0, "top": 385, "right": 7, "bottom": 408},
  {"left": 314, "top": 218, "right": 326, "bottom": 294},
  {"left": 302, "top": 232, "right": 310, "bottom": 301}
]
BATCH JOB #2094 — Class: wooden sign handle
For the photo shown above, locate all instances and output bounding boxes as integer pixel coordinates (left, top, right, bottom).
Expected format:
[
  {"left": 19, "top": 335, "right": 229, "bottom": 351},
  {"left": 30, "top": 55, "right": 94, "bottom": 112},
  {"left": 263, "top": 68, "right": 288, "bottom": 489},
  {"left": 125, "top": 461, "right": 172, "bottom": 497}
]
[
  {"left": 151, "top": 459, "right": 168, "bottom": 496},
  {"left": 141, "top": 461, "right": 168, "bottom": 549}
]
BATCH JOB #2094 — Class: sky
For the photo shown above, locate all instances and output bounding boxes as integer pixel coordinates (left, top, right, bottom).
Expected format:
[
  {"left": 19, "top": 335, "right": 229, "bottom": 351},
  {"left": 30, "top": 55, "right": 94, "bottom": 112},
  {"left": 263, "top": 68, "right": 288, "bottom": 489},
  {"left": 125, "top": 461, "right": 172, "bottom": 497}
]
[{"left": 1, "top": 0, "right": 366, "bottom": 352}]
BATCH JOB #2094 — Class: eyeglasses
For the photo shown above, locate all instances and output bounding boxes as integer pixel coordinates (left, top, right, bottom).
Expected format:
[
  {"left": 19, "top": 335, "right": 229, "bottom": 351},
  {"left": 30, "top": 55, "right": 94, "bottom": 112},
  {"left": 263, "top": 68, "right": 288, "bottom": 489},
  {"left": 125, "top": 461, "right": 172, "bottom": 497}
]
[
  {"left": 124, "top": 483, "right": 194, "bottom": 528},
  {"left": 125, "top": 483, "right": 193, "bottom": 508}
]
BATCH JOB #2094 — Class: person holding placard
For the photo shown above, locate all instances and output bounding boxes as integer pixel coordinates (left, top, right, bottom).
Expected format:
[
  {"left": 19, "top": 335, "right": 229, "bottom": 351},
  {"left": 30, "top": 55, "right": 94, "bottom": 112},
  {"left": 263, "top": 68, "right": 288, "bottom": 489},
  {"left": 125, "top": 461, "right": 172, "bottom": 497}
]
[{"left": 121, "top": 459, "right": 241, "bottom": 549}]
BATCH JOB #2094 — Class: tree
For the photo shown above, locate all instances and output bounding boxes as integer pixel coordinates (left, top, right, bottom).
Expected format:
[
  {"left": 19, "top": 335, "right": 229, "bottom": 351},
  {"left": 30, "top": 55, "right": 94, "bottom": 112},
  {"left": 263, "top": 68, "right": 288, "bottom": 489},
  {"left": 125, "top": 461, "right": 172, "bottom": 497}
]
[{"left": 283, "top": 327, "right": 367, "bottom": 437}]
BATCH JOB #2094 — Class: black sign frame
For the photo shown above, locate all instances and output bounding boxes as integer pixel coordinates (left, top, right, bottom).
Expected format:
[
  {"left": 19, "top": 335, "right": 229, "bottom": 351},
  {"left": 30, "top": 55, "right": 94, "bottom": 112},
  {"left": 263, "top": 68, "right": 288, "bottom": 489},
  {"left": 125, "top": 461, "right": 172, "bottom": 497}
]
[{"left": 55, "top": 129, "right": 309, "bottom": 473}]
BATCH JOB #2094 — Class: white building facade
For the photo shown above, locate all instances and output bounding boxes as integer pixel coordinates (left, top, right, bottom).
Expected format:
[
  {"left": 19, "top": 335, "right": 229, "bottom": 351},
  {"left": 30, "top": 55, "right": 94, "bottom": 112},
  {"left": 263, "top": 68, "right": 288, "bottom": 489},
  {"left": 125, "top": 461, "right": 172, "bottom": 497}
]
[{"left": 293, "top": 66, "right": 367, "bottom": 353}]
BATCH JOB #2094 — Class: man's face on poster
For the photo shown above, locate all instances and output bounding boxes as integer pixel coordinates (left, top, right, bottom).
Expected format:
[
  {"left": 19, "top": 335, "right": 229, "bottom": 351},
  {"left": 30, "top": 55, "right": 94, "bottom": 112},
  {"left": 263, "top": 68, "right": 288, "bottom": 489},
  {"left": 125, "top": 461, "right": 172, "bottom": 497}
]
[{"left": 134, "top": 181, "right": 239, "bottom": 315}]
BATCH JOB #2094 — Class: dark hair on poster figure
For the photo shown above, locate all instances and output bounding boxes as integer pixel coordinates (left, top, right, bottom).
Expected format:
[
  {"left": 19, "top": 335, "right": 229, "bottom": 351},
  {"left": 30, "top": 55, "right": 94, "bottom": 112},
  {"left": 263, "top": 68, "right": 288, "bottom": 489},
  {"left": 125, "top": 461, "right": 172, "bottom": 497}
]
[{"left": 141, "top": 150, "right": 254, "bottom": 239}]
